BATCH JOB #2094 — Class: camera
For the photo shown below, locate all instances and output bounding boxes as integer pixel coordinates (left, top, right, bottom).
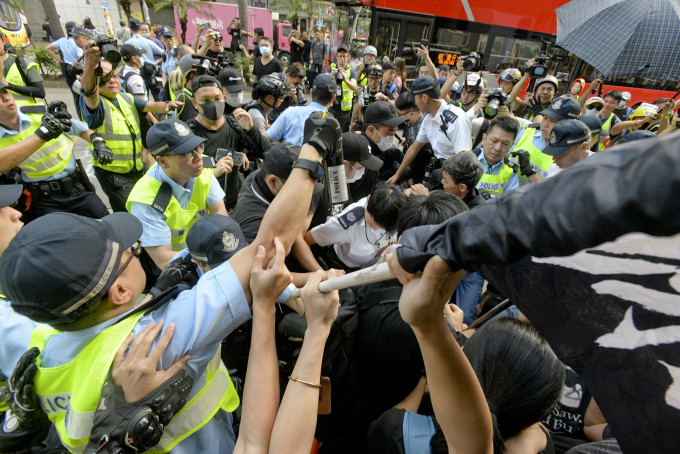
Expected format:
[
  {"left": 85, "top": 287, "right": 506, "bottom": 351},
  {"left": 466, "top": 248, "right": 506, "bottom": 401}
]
[
  {"left": 483, "top": 88, "right": 509, "bottom": 119},
  {"left": 336, "top": 70, "right": 344, "bottom": 82},
  {"left": 141, "top": 63, "right": 163, "bottom": 90},
  {"left": 462, "top": 52, "right": 482, "bottom": 71},
  {"left": 529, "top": 53, "right": 550, "bottom": 78},
  {"left": 295, "top": 84, "right": 307, "bottom": 105},
  {"left": 191, "top": 55, "right": 220, "bottom": 77},
  {"left": 420, "top": 39, "right": 429, "bottom": 48},
  {"left": 94, "top": 35, "right": 121, "bottom": 66}
]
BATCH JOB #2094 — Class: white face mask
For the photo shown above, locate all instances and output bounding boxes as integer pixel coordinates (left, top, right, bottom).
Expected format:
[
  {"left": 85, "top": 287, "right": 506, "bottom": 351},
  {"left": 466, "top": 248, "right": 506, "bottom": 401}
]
[
  {"left": 260, "top": 46, "right": 271, "bottom": 56},
  {"left": 585, "top": 108, "right": 600, "bottom": 117},
  {"left": 618, "top": 100, "right": 626, "bottom": 108},
  {"left": 373, "top": 129, "right": 397, "bottom": 151},
  {"left": 142, "top": 33, "right": 150, "bottom": 39},
  {"left": 226, "top": 92, "right": 243, "bottom": 107},
  {"left": 346, "top": 166, "right": 365, "bottom": 183}
]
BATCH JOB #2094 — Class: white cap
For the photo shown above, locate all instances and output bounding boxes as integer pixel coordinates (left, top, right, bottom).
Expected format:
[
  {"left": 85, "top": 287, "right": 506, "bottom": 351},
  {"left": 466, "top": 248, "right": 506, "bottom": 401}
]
[
  {"left": 363, "top": 45, "right": 377, "bottom": 56},
  {"left": 621, "top": 91, "right": 631, "bottom": 101},
  {"left": 585, "top": 96, "right": 604, "bottom": 107}
]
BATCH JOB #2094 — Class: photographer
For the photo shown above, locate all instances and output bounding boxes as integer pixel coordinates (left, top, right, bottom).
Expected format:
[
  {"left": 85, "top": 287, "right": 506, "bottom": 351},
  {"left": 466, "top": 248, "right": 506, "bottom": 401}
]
[
  {"left": 204, "top": 29, "right": 235, "bottom": 70},
  {"left": 120, "top": 44, "right": 161, "bottom": 147},
  {"left": 326, "top": 45, "right": 358, "bottom": 132},
  {"left": 245, "top": 74, "right": 288, "bottom": 133},
  {"left": 513, "top": 70, "right": 558, "bottom": 121},
  {"left": 79, "top": 39, "right": 183, "bottom": 212},
  {"left": 351, "top": 63, "right": 393, "bottom": 131}
]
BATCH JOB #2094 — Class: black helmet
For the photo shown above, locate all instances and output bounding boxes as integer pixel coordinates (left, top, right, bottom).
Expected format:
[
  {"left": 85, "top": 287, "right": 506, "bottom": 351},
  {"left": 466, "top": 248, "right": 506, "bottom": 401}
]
[
  {"left": 365, "top": 63, "right": 384, "bottom": 76},
  {"left": 253, "top": 74, "right": 289, "bottom": 100}
]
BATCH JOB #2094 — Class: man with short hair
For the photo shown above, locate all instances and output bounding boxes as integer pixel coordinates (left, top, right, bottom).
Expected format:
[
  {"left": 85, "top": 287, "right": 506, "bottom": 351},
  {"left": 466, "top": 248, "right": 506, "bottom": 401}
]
[
  {"left": 310, "top": 30, "right": 326, "bottom": 76},
  {"left": 127, "top": 118, "right": 227, "bottom": 270},
  {"left": 253, "top": 37, "right": 284, "bottom": 82},
  {"left": 265, "top": 73, "right": 337, "bottom": 145},
  {"left": 441, "top": 152, "right": 488, "bottom": 208},
  {"left": 140, "top": 22, "right": 163, "bottom": 59},
  {"left": 542, "top": 119, "right": 593, "bottom": 178},
  {"left": 115, "top": 19, "right": 131, "bottom": 44},
  {"left": 596, "top": 91, "right": 626, "bottom": 150},
  {"left": 205, "top": 30, "right": 235, "bottom": 69},
  {"left": 46, "top": 23, "right": 86, "bottom": 115},
  {"left": 289, "top": 30, "right": 305, "bottom": 64},
  {"left": 158, "top": 25, "right": 179, "bottom": 84},
  {"left": 395, "top": 90, "right": 434, "bottom": 183},
  {"left": 126, "top": 18, "right": 164, "bottom": 101},
  {"left": 613, "top": 91, "right": 632, "bottom": 121},
  {"left": 473, "top": 116, "right": 520, "bottom": 194},
  {"left": 388, "top": 76, "right": 471, "bottom": 184},
  {"left": 326, "top": 45, "right": 358, "bottom": 132}
]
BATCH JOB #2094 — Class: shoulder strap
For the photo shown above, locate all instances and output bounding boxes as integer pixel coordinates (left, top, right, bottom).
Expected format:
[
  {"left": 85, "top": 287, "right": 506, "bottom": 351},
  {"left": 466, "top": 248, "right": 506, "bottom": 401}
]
[
  {"left": 472, "top": 119, "right": 489, "bottom": 150},
  {"left": 472, "top": 147, "right": 483, "bottom": 158},
  {"left": 504, "top": 157, "right": 518, "bottom": 172},
  {"left": 151, "top": 181, "right": 173, "bottom": 214}
]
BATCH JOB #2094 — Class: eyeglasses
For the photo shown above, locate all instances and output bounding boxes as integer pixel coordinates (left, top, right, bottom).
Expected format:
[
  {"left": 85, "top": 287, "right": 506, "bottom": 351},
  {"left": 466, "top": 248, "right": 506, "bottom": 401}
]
[
  {"left": 215, "top": 37, "right": 223, "bottom": 42},
  {"left": 168, "top": 148, "right": 202, "bottom": 161},
  {"left": 589, "top": 105, "right": 603, "bottom": 111},
  {"left": 113, "top": 242, "right": 142, "bottom": 281}
]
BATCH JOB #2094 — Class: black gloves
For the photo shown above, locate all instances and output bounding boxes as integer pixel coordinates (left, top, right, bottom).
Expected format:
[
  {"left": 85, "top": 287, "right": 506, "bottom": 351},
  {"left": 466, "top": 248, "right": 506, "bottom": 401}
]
[
  {"left": 35, "top": 102, "right": 72, "bottom": 142},
  {"left": 0, "top": 348, "right": 51, "bottom": 452},
  {"left": 510, "top": 150, "right": 536, "bottom": 177},
  {"left": 150, "top": 257, "right": 199, "bottom": 297},
  {"left": 90, "top": 132, "right": 114, "bottom": 165},
  {"left": 303, "top": 111, "right": 343, "bottom": 161},
  {"left": 84, "top": 370, "right": 193, "bottom": 454},
  {"left": 527, "top": 97, "right": 544, "bottom": 117}
]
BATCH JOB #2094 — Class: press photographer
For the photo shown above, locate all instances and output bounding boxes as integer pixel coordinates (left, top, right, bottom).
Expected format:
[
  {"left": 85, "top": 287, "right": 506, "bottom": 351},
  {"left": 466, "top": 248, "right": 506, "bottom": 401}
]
[{"left": 245, "top": 74, "right": 290, "bottom": 133}]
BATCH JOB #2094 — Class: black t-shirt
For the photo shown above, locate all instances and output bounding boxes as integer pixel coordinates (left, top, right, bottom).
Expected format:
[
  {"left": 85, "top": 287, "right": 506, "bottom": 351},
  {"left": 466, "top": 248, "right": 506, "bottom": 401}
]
[
  {"left": 290, "top": 41, "right": 304, "bottom": 63},
  {"left": 228, "top": 28, "right": 241, "bottom": 52},
  {"left": 206, "top": 49, "right": 234, "bottom": 68},
  {"left": 253, "top": 57, "right": 284, "bottom": 81},
  {"left": 175, "top": 91, "right": 198, "bottom": 123},
  {"left": 302, "top": 39, "right": 312, "bottom": 64}
]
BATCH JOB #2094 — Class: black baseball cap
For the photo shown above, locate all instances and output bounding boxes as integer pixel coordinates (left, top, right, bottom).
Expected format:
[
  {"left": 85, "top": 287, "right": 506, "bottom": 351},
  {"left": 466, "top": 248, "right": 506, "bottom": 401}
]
[
  {"left": 120, "top": 44, "right": 144, "bottom": 60},
  {"left": 411, "top": 76, "right": 441, "bottom": 98},
  {"left": 342, "top": 132, "right": 382, "bottom": 171},
  {"left": 191, "top": 75, "right": 223, "bottom": 93},
  {"left": 618, "top": 130, "right": 657, "bottom": 145},
  {"left": 0, "top": 184, "right": 22, "bottom": 208},
  {"left": 71, "top": 26, "right": 92, "bottom": 38},
  {"left": 363, "top": 101, "right": 406, "bottom": 127},
  {"left": 218, "top": 67, "right": 248, "bottom": 93},
  {"left": 0, "top": 212, "right": 142, "bottom": 326},
  {"left": 542, "top": 119, "right": 591, "bottom": 156},
  {"left": 129, "top": 17, "right": 141, "bottom": 29},
  {"left": 312, "top": 73, "right": 338, "bottom": 92},
  {"left": 540, "top": 96, "right": 581, "bottom": 121},
  {"left": 159, "top": 25, "right": 174, "bottom": 37},
  {"left": 336, "top": 45, "right": 350, "bottom": 54},
  {"left": 580, "top": 115, "right": 603, "bottom": 135},
  {"left": 263, "top": 142, "right": 301, "bottom": 179},
  {"left": 147, "top": 119, "right": 207, "bottom": 157},
  {"left": 187, "top": 215, "right": 247, "bottom": 268}
]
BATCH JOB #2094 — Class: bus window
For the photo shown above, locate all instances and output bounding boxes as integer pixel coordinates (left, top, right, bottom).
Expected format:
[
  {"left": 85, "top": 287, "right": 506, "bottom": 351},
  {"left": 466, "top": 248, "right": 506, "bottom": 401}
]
[
  {"left": 0, "top": 2, "right": 21, "bottom": 31},
  {"left": 375, "top": 18, "right": 401, "bottom": 61},
  {"left": 402, "top": 21, "right": 429, "bottom": 65},
  {"left": 486, "top": 36, "right": 540, "bottom": 72},
  {"left": 435, "top": 27, "right": 487, "bottom": 55}
]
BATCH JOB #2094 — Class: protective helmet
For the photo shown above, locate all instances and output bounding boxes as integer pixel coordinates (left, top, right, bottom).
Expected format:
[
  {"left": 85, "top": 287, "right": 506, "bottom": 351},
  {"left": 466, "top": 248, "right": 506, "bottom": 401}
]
[
  {"left": 365, "top": 63, "right": 384, "bottom": 76},
  {"left": 570, "top": 77, "right": 586, "bottom": 94},
  {"left": 535, "top": 75, "right": 559, "bottom": 92},
  {"left": 363, "top": 45, "right": 377, "bottom": 57},
  {"left": 629, "top": 102, "right": 659, "bottom": 119},
  {"left": 254, "top": 74, "right": 289, "bottom": 99},
  {"left": 498, "top": 68, "right": 522, "bottom": 84}
]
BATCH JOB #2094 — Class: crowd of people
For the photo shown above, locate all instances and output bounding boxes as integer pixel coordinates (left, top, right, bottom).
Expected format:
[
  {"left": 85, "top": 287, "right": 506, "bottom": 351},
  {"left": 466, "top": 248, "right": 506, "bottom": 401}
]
[{"left": 0, "top": 14, "right": 677, "bottom": 454}]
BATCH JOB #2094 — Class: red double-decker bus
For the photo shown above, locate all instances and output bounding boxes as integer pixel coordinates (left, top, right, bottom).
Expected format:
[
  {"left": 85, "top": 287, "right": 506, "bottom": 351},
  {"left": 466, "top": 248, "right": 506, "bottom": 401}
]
[{"left": 340, "top": 0, "right": 677, "bottom": 104}]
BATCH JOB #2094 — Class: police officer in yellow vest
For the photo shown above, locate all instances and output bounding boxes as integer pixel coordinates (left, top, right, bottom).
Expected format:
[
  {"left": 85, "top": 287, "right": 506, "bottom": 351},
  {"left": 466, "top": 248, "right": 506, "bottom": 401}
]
[
  {"left": 326, "top": 45, "right": 358, "bottom": 132},
  {"left": 0, "top": 112, "right": 340, "bottom": 454},
  {"left": 80, "top": 40, "right": 184, "bottom": 213},
  {"left": 0, "top": 33, "right": 46, "bottom": 111},
  {"left": 127, "top": 118, "right": 228, "bottom": 271},
  {"left": 509, "top": 96, "right": 581, "bottom": 185},
  {"left": 0, "top": 83, "right": 110, "bottom": 219},
  {"left": 472, "top": 116, "right": 519, "bottom": 195}
]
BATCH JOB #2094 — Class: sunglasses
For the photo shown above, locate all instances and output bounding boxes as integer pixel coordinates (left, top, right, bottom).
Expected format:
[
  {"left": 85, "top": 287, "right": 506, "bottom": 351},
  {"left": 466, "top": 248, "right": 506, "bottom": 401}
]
[
  {"left": 114, "top": 242, "right": 142, "bottom": 281},
  {"left": 589, "top": 105, "right": 603, "bottom": 111}
]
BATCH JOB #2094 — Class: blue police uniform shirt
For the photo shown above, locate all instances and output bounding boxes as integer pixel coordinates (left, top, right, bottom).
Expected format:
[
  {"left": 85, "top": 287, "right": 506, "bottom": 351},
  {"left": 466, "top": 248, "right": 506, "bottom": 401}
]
[
  {"left": 37, "top": 260, "right": 250, "bottom": 453},
  {"left": 0, "top": 299, "right": 38, "bottom": 380},
  {"left": 79, "top": 93, "right": 148, "bottom": 130},
  {"left": 266, "top": 101, "right": 328, "bottom": 145},
  {"left": 513, "top": 125, "right": 547, "bottom": 151},
  {"left": 129, "top": 164, "right": 226, "bottom": 247},
  {"left": 0, "top": 108, "right": 89, "bottom": 182},
  {"left": 477, "top": 148, "right": 519, "bottom": 192},
  {"left": 50, "top": 37, "right": 83, "bottom": 65},
  {"left": 161, "top": 48, "right": 179, "bottom": 76},
  {"left": 125, "top": 34, "right": 164, "bottom": 67}
]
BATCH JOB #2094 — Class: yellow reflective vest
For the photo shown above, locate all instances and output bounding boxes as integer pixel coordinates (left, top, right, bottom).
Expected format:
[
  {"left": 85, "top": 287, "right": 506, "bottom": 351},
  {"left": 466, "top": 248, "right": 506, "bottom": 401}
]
[
  {"left": 5, "top": 58, "right": 44, "bottom": 109},
  {"left": 30, "top": 308, "right": 238, "bottom": 453},
  {"left": 330, "top": 64, "right": 354, "bottom": 111},
  {"left": 126, "top": 166, "right": 214, "bottom": 251},
  {"left": 94, "top": 93, "right": 143, "bottom": 174},
  {"left": 513, "top": 125, "right": 552, "bottom": 184},
  {"left": 477, "top": 160, "right": 517, "bottom": 194},
  {"left": 599, "top": 113, "right": 616, "bottom": 151},
  {"left": 0, "top": 110, "right": 74, "bottom": 180}
]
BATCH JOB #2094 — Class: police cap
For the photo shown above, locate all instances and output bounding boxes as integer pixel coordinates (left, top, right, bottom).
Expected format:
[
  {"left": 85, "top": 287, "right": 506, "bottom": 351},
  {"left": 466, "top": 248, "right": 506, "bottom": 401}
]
[
  {"left": 540, "top": 96, "right": 581, "bottom": 121},
  {"left": 542, "top": 119, "right": 591, "bottom": 156}
]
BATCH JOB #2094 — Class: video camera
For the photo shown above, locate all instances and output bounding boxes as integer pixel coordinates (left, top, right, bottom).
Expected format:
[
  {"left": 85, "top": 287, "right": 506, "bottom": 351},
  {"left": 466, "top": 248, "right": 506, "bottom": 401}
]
[
  {"left": 191, "top": 54, "right": 220, "bottom": 78},
  {"left": 528, "top": 38, "right": 555, "bottom": 78},
  {"left": 141, "top": 63, "right": 163, "bottom": 90},
  {"left": 94, "top": 35, "right": 121, "bottom": 66},
  {"left": 483, "top": 88, "right": 509, "bottom": 119},
  {"left": 294, "top": 84, "right": 307, "bottom": 105},
  {"left": 462, "top": 52, "right": 482, "bottom": 71}
]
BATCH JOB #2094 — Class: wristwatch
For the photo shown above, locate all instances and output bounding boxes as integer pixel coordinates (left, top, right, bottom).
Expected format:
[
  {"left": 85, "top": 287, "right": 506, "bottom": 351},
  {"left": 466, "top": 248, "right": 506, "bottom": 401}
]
[{"left": 293, "top": 159, "right": 324, "bottom": 182}]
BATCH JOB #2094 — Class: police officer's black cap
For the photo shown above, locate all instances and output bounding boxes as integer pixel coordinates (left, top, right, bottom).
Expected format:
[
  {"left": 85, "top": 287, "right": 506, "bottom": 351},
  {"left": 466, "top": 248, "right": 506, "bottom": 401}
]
[
  {"left": 120, "top": 44, "right": 144, "bottom": 60},
  {"left": 618, "top": 130, "right": 657, "bottom": 145},
  {"left": 187, "top": 215, "right": 247, "bottom": 268},
  {"left": 342, "top": 132, "right": 382, "bottom": 171},
  {"left": 312, "top": 73, "right": 338, "bottom": 93},
  {"left": 0, "top": 184, "right": 22, "bottom": 208},
  {"left": 159, "top": 25, "right": 174, "bottom": 37},
  {"left": 0, "top": 212, "right": 142, "bottom": 326},
  {"left": 363, "top": 101, "right": 406, "bottom": 127},
  {"left": 191, "top": 75, "right": 223, "bottom": 93},
  {"left": 218, "top": 67, "right": 248, "bottom": 93},
  {"left": 580, "top": 115, "right": 603, "bottom": 135},
  {"left": 542, "top": 119, "right": 591, "bottom": 156},
  {"left": 71, "top": 26, "right": 92, "bottom": 38},
  {"left": 129, "top": 17, "right": 141, "bottom": 30},
  {"left": 411, "top": 76, "right": 440, "bottom": 98},
  {"left": 263, "top": 142, "right": 301, "bottom": 180},
  {"left": 147, "top": 119, "right": 207, "bottom": 157},
  {"left": 65, "top": 21, "right": 77, "bottom": 34},
  {"left": 540, "top": 96, "right": 581, "bottom": 121}
]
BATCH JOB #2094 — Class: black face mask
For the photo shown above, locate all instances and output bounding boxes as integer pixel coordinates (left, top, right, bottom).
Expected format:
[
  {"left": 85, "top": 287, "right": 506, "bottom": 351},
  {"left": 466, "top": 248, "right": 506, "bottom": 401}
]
[
  {"left": 198, "top": 100, "right": 225, "bottom": 121},
  {"left": 224, "top": 102, "right": 237, "bottom": 116}
]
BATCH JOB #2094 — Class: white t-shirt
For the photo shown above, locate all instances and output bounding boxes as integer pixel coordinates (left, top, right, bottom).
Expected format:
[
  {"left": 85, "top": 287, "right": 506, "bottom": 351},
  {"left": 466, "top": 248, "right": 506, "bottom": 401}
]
[
  {"left": 121, "top": 66, "right": 147, "bottom": 99},
  {"left": 310, "top": 198, "right": 390, "bottom": 269},
  {"left": 416, "top": 100, "right": 472, "bottom": 159}
]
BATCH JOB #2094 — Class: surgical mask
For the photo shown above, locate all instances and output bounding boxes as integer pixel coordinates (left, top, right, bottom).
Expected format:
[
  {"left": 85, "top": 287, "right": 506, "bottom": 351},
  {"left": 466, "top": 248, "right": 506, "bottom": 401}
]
[
  {"left": 618, "top": 100, "right": 626, "bottom": 108},
  {"left": 142, "top": 33, "right": 150, "bottom": 39},
  {"left": 585, "top": 108, "right": 600, "bottom": 117},
  {"left": 373, "top": 129, "right": 397, "bottom": 151},
  {"left": 226, "top": 92, "right": 243, "bottom": 107},
  {"left": 198, "top": 100, "right": 225, "bottom": 121},
  {"left": 346, "top": 166, "right": 365, "bottom": 183},
  {"left": 260, "top": 46, "right": 271, "bottom": 56}
]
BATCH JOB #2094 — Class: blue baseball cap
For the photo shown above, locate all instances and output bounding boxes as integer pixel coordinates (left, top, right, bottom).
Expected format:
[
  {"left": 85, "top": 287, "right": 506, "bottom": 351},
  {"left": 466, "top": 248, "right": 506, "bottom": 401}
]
[
  {"left": 0, "top": 184, "right": 21, "bottom": 208},
  {"left": 313, "top": 73, "right": 338, "bottom": 92},
  {"left": 580, "top": 115, "right": 603, "bottom": 135},
  {"left": 542, "top": 119, "right": 591, "bottom": 156},
  {"left": 187, "top": 215, "right": 247, "bottom": 268},
  {"left": 411, "top": 76, "right": 440, "bottom": 98},
  {"left": 618, "top": 130, "right": 657, "bottom": 145},
  {"left": 147, "top": 119, "right": 206, "bottom": 157},
  {"left": 540, "top": 96, "right": 581, "bottom": 121}
]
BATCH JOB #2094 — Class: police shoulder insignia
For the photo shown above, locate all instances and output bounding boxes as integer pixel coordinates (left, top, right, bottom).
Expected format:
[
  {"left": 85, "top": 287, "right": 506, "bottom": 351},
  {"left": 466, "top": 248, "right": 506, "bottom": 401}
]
[
  {"left": 338, "top": 206, "right": 365, "bottom": 230},
  {"left": 441, "top": 109, "right": 458, "bottom": 124}
]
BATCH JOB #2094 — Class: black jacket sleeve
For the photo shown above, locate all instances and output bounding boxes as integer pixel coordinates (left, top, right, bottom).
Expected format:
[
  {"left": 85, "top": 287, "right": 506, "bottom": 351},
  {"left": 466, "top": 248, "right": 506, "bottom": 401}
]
[
  {"left": 7, "top": 81, "right": 45, "bottom": 99},
  {"left": 396, "top": 133, "right": 680, "bottom": 273}
]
